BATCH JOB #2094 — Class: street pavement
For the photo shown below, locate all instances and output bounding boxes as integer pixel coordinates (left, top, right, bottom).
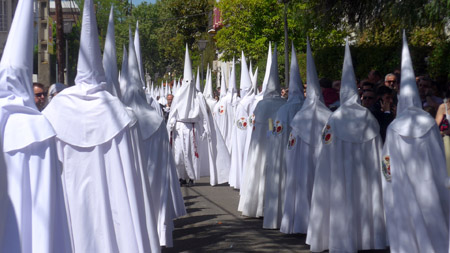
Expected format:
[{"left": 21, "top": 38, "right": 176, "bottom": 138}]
[{"left": 162, "top": 177, "right": 390, "bottom": 253}]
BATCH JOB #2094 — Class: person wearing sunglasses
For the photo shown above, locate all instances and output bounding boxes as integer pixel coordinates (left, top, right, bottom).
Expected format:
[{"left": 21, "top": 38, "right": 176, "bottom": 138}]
[
  {"left": 33, "top": 82, "right": 47, "bottom": 111},
  {"left": 361, "top": 88, "right": 377, "bottom": 109}
]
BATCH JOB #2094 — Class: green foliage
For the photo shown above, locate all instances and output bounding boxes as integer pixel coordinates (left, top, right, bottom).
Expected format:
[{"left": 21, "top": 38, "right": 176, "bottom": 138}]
[{"left": 64, "top": 0, "right": 450, "bottom": 86}]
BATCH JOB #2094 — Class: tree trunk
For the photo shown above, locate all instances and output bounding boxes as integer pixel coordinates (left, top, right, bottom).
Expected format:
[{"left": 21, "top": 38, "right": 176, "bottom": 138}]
[{"left": 55, "top": 0, "right": 65, "bottom": 83}]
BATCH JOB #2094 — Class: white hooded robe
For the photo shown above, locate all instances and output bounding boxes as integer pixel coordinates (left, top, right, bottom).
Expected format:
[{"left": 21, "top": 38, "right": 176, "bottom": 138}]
[
  {"left": 381, "top": 32, "right": 449, "bottom": 253},
  {"left": 306, "top": 41, "right": 387, "bottom": 252},
  {"left": 280, "top": 39, "right": 332, "bottom": 234}
]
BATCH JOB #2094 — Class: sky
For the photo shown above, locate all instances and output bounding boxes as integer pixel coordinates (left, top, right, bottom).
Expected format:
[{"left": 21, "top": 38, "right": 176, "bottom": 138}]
[{"left": 133, "top": 0, "right": 157, "bottom": 5}]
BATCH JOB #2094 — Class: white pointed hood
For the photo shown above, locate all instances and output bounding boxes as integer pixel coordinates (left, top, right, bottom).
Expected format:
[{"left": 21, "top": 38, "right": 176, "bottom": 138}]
[
  {"left": 389, "top": 31, "right": 435, "bottom": 138},
  {"left": 227, "top": 57, "right": 238, "bottom": 103},
  {"left": 75, "top": 0, "right": 106, "bottom": 87},
  {"left": 251, "top": 67, "right": 258, "bottom": 93},
  {"left": 0, "top": 0, "right": 36, "bottom": 108},
  {"left": 103, "top": 6, "right": 121, "bottom": 99},
  {"left": 122, "top": 27, "right": 162, "bottom": 139},
  {"left": 168, "top": 45, "right": 200, "bottom": 122},
  {"left": 290, "top": 38, "right": 331, "bottom": 146},
  {"left": 397, "top": 31, "right": 423, "bottom": 114},
  {"left": 240, "top": 52, "right": 252, "bottom": 98},
  {"left": 119, "top": 45, "right": 129, "bottom": 96},
  {"left": 0, "top": 0, "right": 57, "bottom": 152},
  {"left": 134, "top": 21, "right": 145, "bottom": 86},
  {"left": 286, "top": 43, "right": 304, "bottom": 105},
  {"left": 305, "top": 39, "right": 323, "bottom": 102},
  {"left": 203, "top": 64, "right": 214, "bottom": 99},
  {"left": 219, "top": 68, "right": 227, "bottom": 98},
  {"left": 340, "top": 40, "right": 359, "bottom": 105},
  {"left": 43, "top": 0, "right": 131, "bottom": 147},
  {"left": 203, "top": 66, "right": 217, "bottom": 111},
  {"left": 263, "top": 45, "right": 281, "bottom": 98},
  {"left": 195, "top": 67, "right": 201, "bottom": 92},
  {"left": 327, "top": 39, "right": 379, "bottom": 143},
  {"left": 255, "top": 42, "right": 272, "bottom": 100}
]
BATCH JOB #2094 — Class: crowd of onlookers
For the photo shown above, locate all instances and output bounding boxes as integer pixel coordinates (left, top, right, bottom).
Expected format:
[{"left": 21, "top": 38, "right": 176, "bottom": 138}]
[{"left": 36, "top": 69, "right": 450, "bottom": 144}]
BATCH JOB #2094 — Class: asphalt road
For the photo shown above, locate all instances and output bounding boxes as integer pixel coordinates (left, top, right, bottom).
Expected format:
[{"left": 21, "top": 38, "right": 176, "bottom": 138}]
[{"left": 162, "top": 177, "right": 390, "bottom": 253}]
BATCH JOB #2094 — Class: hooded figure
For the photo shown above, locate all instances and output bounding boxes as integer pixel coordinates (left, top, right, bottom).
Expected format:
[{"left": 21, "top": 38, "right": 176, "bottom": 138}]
[
  {"left": 43, "top": 1, "right": 155, "bottom": 251},
  {"left": 306, "top": 40, "right": 386, "bottom": 252},
  {"left": 48, "top": 82, "right": 67, "bottom": 102},
  {"left": 203, "top": 64, "right": 217, "bottom": 112},
  {"left": 240, "top": 44, "right": 270, "bottom": 185},
  {"left": 263, "top": 43, "right": 305, "bottom": 229},
  {"left": 229, "top": 52, "right": 255, "bottom": 189},
  {"left": 238, "top": 45, "right": 286, "bottom": 218},
  {"left": 213, "top": 60, "right": 237, "bottom": 152},
  {"left": 280, "top": 39, "right": 332, "bottom": 234},
  {"left": 122, "top": 27, "right": 186, "bottom": 248},
  {"left": 168, "top": 45, "right": 230, "bottom": 186},
  {"left": 0, "top": 0, "right": 71, "bottom": 251},
  {"left": 133, "top": 22, "right": 164, "bottom": 117},
  {"left": 381, "top": 32, "right": 449, "bottom": 253}
]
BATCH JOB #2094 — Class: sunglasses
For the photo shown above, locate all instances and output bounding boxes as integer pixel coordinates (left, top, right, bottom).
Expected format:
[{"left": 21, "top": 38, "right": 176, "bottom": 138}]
[
  {"left": 35, "top": 92, "right": 47, "bottom": 97},
  {"left": 362, "top": 96, "right": 375, "bottom": 100}
]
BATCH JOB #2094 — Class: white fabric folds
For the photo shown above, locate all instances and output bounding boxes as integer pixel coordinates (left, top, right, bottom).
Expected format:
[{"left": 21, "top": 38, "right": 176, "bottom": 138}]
[
  {"left": 381, "top": 32, "right": 449, "bottom": 253},
  {"left": 306, "top": 40, "right": 386, "bottom": 252},
  {"left": 0, "top": 0, "right": 71, "bottom": 251}
]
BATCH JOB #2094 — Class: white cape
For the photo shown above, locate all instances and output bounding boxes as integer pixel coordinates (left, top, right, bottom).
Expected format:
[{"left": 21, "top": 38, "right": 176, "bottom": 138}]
[
  {"left": 382, "top": 119, "right": 449, "bottom": 253},
  {"left": 238, "top": 97, "right": 286, "bottom": 217},
  {"left": 306, "top": 123, "right": 386, "bottom": 252},
  {"left": 280, "top": 99, "right": 331, "bottom": 234},
  {"left": 44, "top": 87, "right": 158, "bottom": 253},
  {"left": 262, "top": 100, "right": 303, "bottom": 229},
  {"left": 229, "top": 94, "right": 254, "bottom": 189}
]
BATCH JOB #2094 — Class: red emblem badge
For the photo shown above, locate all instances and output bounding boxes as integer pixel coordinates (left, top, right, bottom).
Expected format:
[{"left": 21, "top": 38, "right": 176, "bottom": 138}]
[
  {"left": 322, "top": 124, "right": 332, "bottom": 144},
  {"left": 382, "top": 155, "right": 391, "bottom": 181}
]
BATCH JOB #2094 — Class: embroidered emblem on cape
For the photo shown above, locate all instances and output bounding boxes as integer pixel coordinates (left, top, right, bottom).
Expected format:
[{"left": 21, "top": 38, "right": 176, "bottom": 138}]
[
  {"left": 249, "top": 114, "right": 255, "bottom": 130},
  {"left": 287, "top": 132, "right": 296, "bottom": 150},
  {"left": 382, "top": 155, "right": 391, "bottom": 182},
  {"left": 218, "top": 105, "right": 225, "bottom": 115},
  {"left": 322, "top": 124, "right": 332, "bottom": 144},
  {"left": 274, "top": 120, "right": 283, "bottom": 135},
  {"left": 237, "top": 117, "right": 248, "bottom": 130}
]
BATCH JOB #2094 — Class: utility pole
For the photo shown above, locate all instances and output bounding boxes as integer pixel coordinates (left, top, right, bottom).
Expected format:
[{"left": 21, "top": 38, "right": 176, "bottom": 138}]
[
  {"left": 279, "top": 0, "right": 290, "bottom": 87},
  {"left": 55, "top": 0, "right": 65, "bottom": 83}
]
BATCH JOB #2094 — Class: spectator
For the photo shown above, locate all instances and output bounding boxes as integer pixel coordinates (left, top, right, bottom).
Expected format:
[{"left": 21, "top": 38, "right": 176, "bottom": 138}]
[
  {"left": 419, "top": 76, "right": 443, "bottom": 110},
  {"left": 361, "top": 81, "right": 375, "bottom": 91},
  {"left": 384, "top": 73, "right": 399, "bottom": 92},
  {"left": 33, "top": 82, "right": 47, "bottom": 111},
  {"left": 361, "top": 89, "right": 377, "bottom": 109},
  {"left": 368, "top": 70, "right": 382, "bottom": 86},
  {"left": 320, "top": 77, "right": 339, "bottom": 109},
  {"left": 435, "top": 86, "right": 450, "bottom": 136},
  {"left": 371, "top": 86, "right": 396, "bottom": 142},
  {"left": 163, "top": 94, "right": 173, "bottom": 122}
]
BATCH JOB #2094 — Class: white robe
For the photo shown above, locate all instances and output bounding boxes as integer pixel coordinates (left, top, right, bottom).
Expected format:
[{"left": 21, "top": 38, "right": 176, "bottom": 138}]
[
  {"left": 43, "top": 86, "right": 158, "bottom": 253},
  {"left": 213, "top": 97, "right": 233, "bottom": 151},
  {"left": 263, "top": 100, "right": 302, "bottom": 229},
  {"left": 2, "top": 137, "right": 71, "bottom": 253},
  {"left": 170, "top": 95, "right": 230, "bottom": 186},
  {"left": 382, "top": 123, "right": 449, "bottom": 253},
  {"left": 238, "top": 97, "right": 286, "bottom": 217},
  {"left": 126, "top": 110, "right": 171, "bottom": 250},
  {"left": 229, "top": 95, "right": 254, "bottom": 189},
  {"left": 280, "top": 100, "right": 331, "bottom": 234},
  {"left": 306, "top": 127, "right": 387, "bottom": 252},
  {"left": 0, "top": 94, "right": 71, "bottom": 252},
  {"left": 143, "top": 122, "right": 187, "bottom": 247}
]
